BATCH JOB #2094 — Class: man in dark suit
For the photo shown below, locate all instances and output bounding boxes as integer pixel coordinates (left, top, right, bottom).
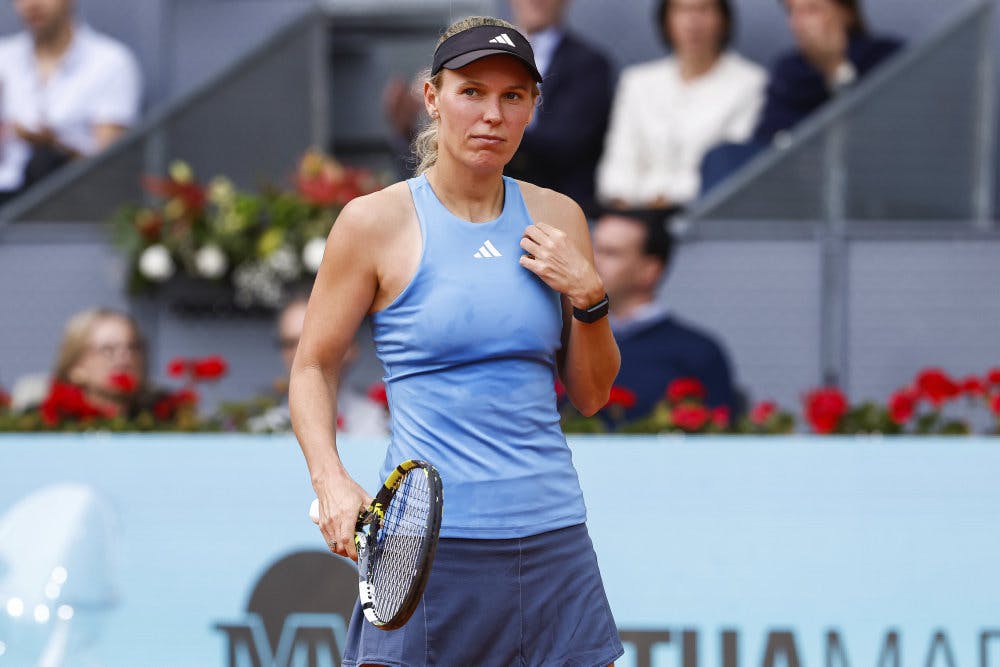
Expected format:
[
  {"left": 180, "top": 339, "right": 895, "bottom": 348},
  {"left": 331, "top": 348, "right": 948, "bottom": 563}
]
[
  {"left": 592, "top": 209, "right": 739, "bottom": 426},
  {"left": 751, "top": 0, "right": 901, "bottom": 143},
  {"left": 501, "top": 0, "right": 614, "bottom": 218},
  {"left": 700, "top": 0, "right": 902, "bottom": 194},
  {"left": 382, "top": 0, "right": 613, "bottom": 218}
]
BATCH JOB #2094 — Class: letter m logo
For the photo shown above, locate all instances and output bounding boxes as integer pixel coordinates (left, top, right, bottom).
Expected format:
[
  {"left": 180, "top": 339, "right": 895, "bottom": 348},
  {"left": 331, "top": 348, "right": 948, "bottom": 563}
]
[{"left": 216, "top": 613, "right": 348, "bottom": 667}]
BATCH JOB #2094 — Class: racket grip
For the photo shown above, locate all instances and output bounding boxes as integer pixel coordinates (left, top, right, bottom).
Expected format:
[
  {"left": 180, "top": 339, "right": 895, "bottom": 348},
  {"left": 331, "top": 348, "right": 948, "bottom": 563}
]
[{"left": 309, "top": 498, "right": 319, "bottom": 524}]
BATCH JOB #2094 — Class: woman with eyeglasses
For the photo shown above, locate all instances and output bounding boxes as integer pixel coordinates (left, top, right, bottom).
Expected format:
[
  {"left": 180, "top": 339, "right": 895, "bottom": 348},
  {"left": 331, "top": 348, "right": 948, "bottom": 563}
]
[{"left": 47, "top": 307, "right": 155, "bottom": 418}]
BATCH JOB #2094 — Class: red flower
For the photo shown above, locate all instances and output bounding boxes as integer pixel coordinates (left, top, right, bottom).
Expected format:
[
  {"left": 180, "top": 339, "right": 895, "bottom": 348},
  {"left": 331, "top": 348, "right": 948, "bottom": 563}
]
[
  {"left": 960, "top": 376, "right": 987, "bottom": 397},
  {"left": 0, "top": 389, "right": 10, "bottom": 410},
  {"left": 192, "top": 355, "right": 227, "bottom": 381},
  {"left": 711, "top": 406, "right": 730, "bottom": 428},
  {"left": 142, "top": 175, "right": 206, "bottom": 213},
  {"left": 887, "top": 388, "right": 917, "bottom": 425},
  {"left": 39, "top": 382, "right": 110, "bottom": 426},
  {"left": 135, "top": 210, "right": 163, "bottom": 242},
  {"left": 750, "top": 401, "right": 777, "bottom": 425},
  {"left": 295, "top": 166, "right": 370, "bottom": 208},
  {"left": 152, "top": 397, "right": 174, "bottom": 421},
  {"left": 108, "top": 373, "right": 138, "bottom": 394},
  {"left": 672, "top": 404, "right": 709, "bottom": 431},
  {"left": 990, "top": 394, "right": 1000, "bottom": 417},
  {"left": 803, "top": 387, "right": 848, "bottom": 434},
  {"left": 167, "top": 358, "right": 189, "bottom": 378},
  {"left": 152, "top": 388, "right": 199, "bottom": 421},
  {"left": 367, "top": 383, "right": 388, "bottom": 407},
  {"left": 666, "top": 377, "right": 706, "bottom": 404},
  {"left": 988, "top": 368, "right": 1000, "bottom": 386},
  {"left": 174, "top": 388, "right": 199, "bottom": 406},
  {"left": 914, "top": 368, "right": 960, "bottom": 407},
  {"left": 605, "top": 385, "right": 637, "bottom": 410}
]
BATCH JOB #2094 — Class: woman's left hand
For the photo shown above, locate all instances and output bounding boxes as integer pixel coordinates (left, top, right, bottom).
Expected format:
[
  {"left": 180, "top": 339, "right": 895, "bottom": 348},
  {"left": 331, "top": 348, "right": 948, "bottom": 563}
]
[{"left": 519, "top": 222, "right": 604, "bottom": 308}]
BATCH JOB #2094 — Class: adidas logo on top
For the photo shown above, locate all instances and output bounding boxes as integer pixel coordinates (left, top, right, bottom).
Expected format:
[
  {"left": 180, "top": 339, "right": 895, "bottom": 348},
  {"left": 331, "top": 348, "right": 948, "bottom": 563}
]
[
  {"left": 489, "top": 33, "right": 516, "bottom": 47},
  {"left": 473, "top": 240, "right": 503, "bottom": 259}
]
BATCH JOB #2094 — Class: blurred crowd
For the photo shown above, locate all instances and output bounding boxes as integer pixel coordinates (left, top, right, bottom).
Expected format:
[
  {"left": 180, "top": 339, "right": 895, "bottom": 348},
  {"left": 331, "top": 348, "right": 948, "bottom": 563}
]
[
  {"left": 0, "top": 0, "right": 910, "bottom": 432},
  {"left": 385, "top": 0, "right": 900, "bottom": 214},
  {"left": 380, "top": 0, "right": 902, "bottom": 428}
]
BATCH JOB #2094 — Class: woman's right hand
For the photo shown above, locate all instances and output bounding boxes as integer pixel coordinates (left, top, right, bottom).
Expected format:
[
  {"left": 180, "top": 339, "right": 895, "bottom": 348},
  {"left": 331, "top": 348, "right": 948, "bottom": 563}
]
[{"left": 313, "top": 471, "right": 373, "bottom": 562}]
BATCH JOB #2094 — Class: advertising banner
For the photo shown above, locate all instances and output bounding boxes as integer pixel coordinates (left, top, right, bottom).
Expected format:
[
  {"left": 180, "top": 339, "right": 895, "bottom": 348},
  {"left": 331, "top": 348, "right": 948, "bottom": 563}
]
[{"left": 0, "top": 435, "right": 998, "bottom": 666}]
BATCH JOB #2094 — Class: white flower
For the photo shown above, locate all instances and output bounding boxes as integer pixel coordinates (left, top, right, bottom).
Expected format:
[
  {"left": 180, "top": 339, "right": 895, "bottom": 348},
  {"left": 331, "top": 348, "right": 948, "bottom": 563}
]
[
  {"left": 138, "top": 244, "right": 175, "bottom": 282},
  {"left": 233, "top": 262, "right": 283, "bottom": 308},
  {"left": 268, "top": 245, "right": 301, "bottom": 281},
  {"left": 207, "top": 176, "right": 236, "bottom": 206},
  {"left": 168, "top": 160, "right": 193, "bottom": 183},
  {"left": 194, "top": 244, "right": 228, "bottom": 279},
  {"left": 302, "top": 237, "right": 326, "bottom": 274}
]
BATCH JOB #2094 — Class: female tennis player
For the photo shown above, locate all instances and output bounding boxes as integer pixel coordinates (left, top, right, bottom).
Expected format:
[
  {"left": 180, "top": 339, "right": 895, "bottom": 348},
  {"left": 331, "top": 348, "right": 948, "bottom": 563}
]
[{"left": 290, "top": 15, "right": 624, "bottom": 667}]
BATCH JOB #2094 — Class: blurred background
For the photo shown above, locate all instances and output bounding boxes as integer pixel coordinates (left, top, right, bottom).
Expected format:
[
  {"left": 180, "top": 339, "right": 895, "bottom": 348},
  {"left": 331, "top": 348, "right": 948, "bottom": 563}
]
[{"left": 0, "top": 0, "right": 997, "bottom": 426}]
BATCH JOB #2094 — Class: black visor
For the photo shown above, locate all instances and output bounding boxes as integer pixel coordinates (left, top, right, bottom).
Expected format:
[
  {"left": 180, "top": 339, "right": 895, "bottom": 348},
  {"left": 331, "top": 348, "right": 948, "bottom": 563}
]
[{"left": 431, "top": 24, "right": 542, "bottom": 82}]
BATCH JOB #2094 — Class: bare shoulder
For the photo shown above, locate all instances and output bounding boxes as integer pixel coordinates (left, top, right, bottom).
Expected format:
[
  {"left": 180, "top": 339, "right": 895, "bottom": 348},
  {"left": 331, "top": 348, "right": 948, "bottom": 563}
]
[
  {"left": 331, "top": 181, "right": 414, "bottom": 241},
  {"left": 516, "top": 179, "right": 588, "bottom": 236}
]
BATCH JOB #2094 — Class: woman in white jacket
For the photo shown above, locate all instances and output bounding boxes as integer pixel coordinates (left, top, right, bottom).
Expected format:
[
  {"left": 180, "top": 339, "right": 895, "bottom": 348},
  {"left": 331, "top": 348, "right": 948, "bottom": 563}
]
[{"left": 597, "top": 0, "right": 765, "bottom": 210}]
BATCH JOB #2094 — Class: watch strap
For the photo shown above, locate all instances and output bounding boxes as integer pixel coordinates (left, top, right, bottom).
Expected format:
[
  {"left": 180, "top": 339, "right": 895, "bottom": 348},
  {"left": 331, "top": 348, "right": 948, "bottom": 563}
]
[{"left": 572, "top": 293, "right": 610, "bottom": 323}]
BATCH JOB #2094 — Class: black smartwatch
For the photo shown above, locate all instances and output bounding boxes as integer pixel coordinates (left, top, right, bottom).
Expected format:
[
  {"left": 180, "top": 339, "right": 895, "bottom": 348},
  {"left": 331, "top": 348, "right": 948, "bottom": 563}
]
[{"left": 572, "top": 293, "right": 610, "bottom": 323}]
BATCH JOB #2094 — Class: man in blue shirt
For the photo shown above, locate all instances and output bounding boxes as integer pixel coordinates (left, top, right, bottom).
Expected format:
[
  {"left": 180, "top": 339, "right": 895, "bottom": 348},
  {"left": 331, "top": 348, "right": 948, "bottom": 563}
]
[{"left": 591, "top": 209, "right": 739, "bottom": 426}]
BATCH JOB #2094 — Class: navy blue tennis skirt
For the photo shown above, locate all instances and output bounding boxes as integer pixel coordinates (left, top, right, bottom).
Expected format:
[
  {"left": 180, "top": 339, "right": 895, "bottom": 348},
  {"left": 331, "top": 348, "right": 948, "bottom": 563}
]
[{"left": 340, "top": 522, "right": 624, "bottom": 667}]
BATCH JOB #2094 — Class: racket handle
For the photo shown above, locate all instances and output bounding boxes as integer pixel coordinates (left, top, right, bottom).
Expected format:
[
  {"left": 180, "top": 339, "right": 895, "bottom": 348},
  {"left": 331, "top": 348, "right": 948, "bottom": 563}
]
[{"left": 309, "top": 498, "right": 319, "bottom": 524}]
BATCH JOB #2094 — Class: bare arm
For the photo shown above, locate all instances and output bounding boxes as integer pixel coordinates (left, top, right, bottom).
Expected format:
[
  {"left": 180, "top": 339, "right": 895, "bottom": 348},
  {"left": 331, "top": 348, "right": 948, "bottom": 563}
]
[
  {"left": 12, "top": 121, "right": 125, "bottom": 158},
  {"left": 290, "top": 197, "right": 382, "bottom": 560},
  {"left": 94, "top": 123, "right": 128, "bottom": 151},
  {"left": 519, "top": 190, "right": 620, "bottom": 415}
]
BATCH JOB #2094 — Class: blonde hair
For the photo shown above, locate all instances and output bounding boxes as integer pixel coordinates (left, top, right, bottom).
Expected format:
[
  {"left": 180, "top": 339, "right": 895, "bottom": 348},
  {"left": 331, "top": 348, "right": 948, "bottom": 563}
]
[
  {"left": 53, "top": 308, "right": 147, "bottom": 384},
  {"left": 412, "top": 16, "right": 541, "bottom": 176}
]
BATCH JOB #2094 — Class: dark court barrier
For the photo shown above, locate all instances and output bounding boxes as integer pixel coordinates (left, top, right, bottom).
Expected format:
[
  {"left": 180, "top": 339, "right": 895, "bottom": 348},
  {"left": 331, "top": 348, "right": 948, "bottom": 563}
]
[{"left": 0, "top": 434, "right": 998, "bottom": 666}]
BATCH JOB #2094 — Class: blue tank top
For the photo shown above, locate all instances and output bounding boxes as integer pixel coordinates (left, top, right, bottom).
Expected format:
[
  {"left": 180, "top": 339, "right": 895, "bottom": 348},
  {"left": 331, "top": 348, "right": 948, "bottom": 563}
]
[{"left": 368, "top": 174, "right": 586, "bottom": 538}]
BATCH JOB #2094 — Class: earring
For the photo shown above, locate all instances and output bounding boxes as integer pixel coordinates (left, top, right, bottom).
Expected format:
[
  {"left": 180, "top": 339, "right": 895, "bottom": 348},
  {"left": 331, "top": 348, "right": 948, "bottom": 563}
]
[{"left": 430, "top": 110, "right": 439, "bottom": 120}]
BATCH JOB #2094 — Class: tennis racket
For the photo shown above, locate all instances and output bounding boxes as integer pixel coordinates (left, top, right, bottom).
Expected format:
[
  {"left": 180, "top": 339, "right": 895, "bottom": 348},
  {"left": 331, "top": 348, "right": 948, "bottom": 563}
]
[{"left": 309, "top": 459, "right": 443, "bottom": 630}]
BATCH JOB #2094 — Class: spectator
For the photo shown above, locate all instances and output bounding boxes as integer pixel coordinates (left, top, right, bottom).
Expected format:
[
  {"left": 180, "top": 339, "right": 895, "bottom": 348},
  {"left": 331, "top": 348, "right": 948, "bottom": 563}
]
[
  {"left": 382, "top": 0, "right": 613, "bottom": 217},
  {"left": 0, "top": 0, "right": 142, "bottom": 206},
  {"left": 249, "top": 292, "right": 387, "bottom": 435},
  {"left": 592, "top": 209, "right": 739, "bottom": 425},
  {"left": 47, "top": 308, "right": 158, "bottom": 418},
  {"left": 596, "top": 0, "right": 764, "bottom": 212},
  {"left": 700, "top": 0, "right": 902, "bottom": 193}
]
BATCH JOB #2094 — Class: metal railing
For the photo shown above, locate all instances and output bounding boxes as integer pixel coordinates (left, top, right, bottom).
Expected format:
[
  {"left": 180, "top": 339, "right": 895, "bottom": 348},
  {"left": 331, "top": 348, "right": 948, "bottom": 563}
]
[
  {"left": 671, "top": 0, "right": 999, "bottom": 393},
  {"left": 681, "top": 0, "right": 996, "bottom": 231}
]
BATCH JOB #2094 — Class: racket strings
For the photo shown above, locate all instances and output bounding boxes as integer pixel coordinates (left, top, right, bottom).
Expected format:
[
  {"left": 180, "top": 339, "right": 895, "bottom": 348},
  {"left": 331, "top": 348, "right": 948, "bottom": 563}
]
[{"left": 368, "top": 470, "right": 432, "bottom": 621}]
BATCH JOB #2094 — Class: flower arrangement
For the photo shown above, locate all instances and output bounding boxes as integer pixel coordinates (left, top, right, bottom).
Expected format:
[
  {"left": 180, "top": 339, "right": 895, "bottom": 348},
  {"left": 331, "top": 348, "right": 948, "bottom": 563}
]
[
  {"left": 558, "top": 377, "right": 795, "bottom": 435},
  {"left": 112, "top": 150, "right": 383, "bottom": 308},
  {"left": 558, "top": 366, "right": 1000, "bottom": 436},
  {"left": 0, "top": 355, "right": 228, "bottom": 432},
  {"left": 801, "top": 367, "right": 1000, "bottom": 435},
  {"left": 3, "top": 366, "right": 998, "bottom": 435}
]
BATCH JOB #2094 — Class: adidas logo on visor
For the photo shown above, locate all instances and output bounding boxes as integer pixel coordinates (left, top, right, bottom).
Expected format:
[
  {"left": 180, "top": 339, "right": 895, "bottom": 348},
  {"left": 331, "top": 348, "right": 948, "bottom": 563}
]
[
  {"left": 473, "top": 240, "right": 503, "bottom": 259},
  {"left": 489, "top": 33, "right": 516, "bottom": 47}
]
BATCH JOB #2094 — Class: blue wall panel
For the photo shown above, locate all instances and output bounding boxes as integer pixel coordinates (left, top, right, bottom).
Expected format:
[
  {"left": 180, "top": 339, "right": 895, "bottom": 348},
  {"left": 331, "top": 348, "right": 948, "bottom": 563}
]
[{"left": 1, "top": 435, "right": 998, "bottom": 665}]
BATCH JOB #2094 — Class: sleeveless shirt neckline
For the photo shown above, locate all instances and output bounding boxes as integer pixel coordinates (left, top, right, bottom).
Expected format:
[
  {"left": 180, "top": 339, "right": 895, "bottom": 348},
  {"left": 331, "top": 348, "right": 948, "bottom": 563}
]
[{"left": 418, "top": 173, "right": 510, "bottom": 227}]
